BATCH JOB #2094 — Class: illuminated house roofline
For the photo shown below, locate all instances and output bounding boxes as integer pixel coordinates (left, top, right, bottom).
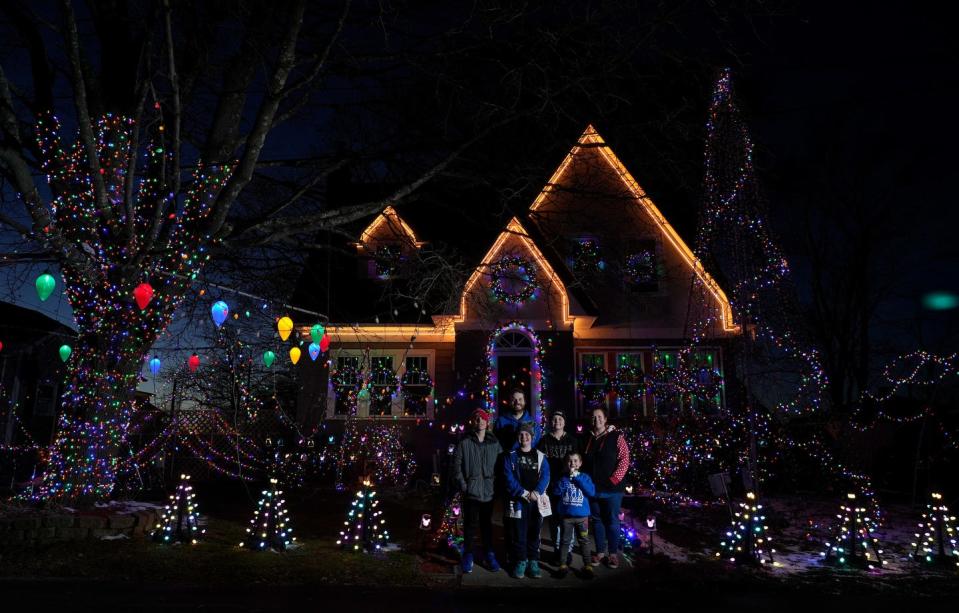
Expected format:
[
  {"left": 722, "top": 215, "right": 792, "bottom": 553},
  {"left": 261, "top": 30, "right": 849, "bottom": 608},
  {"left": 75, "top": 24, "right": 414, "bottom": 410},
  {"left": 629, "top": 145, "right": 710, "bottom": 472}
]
[
  {"left": 529, "top": 124, "right": 739, "bottom": 334},
  {"left": 354, "top": 205, "right": 426, "bottom": 249},
  {"left": 453, "top": 217, "right": 572, "bottom": 326}
]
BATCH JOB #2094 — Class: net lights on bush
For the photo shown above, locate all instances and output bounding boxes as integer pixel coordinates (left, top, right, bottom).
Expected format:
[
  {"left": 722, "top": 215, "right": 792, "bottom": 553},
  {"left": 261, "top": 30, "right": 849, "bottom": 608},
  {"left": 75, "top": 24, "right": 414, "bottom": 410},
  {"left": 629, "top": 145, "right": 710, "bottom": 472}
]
[
  {"left": 821, "top": 493, "right": 885, "bottom": 570},
  {"left": 240, "top": 477, "right": 295, "bottom": 551},
  {"left": 152, "top": 473, "right": 205, "bottom": 545},
  {"left": 911, "top": 492, "right": 958, "bottom": 568},
  {"left": 337, "top": 479, "right": 390, "bottom": 553},
  {"left": 717, "top": 492, "right": 778, "bottom": 566}
]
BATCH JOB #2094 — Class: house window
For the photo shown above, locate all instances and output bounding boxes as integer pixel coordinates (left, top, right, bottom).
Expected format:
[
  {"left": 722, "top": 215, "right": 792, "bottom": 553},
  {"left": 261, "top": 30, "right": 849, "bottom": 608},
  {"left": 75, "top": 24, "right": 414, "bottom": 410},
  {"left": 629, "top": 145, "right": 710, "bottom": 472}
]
[
  {"left": 369, "top": 356, "right": 396, "bottom": 416},
  {"left": 624, "top": 239, "right": 658, "bottom": 291},
  {"left": 613, "top": 352, "right": 646, "bottom": 418},
  {"left": 369, "top": 244, "right": 403, "bottom": 280},
  {"left": 578, "top": 353, "right": 609, "bottom": 411},
  {"left": 401, "top": 356, "right": 432, "bottom": 416},
  {"left": 688, "top": 350, "right": 723, "bottom": 413},
  {"left": 651, "top": 350, "right": 683, "bottom": 416},
  {"left": 570, "top": 237, "right": 604, "bottom": 279},
  {"left": 333, "top": 356, "right": 361, "bottom": 415}
]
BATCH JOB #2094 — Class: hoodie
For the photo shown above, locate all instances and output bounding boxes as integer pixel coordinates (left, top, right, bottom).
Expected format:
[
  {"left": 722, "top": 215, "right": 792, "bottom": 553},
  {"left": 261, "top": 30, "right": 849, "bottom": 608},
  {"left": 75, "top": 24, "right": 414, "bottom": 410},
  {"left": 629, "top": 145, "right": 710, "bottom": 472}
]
[
  {"left": 492, "top": 411, "right": 542, "bottom": 451},
  {"left": 551, "top": 472, "right": 596, "bottom": 518}
]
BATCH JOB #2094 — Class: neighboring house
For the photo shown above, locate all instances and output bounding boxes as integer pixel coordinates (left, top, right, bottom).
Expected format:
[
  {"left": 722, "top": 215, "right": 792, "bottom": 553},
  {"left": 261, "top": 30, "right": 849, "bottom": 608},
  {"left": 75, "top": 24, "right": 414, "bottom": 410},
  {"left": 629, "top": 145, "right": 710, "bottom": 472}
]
[
  {"left": 292, "top": 126, "right": 739, "bottom": 429},
  {"left": 0, "top": 301, "right": 76, "bottom": 449}
]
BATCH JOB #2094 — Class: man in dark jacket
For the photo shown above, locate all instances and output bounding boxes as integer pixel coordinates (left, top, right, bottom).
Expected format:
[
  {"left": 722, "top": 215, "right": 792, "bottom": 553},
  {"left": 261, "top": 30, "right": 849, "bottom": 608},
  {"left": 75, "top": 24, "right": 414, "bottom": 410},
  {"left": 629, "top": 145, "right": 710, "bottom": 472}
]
[
  {"left": 492, "top": 388, "right": 542, "bottom": 451},
  {"left": 452, "top": 408, "right": 503, "bottom": 573},
  {"left": 582, "top": 406, "right": 630, "bottom": 568}
]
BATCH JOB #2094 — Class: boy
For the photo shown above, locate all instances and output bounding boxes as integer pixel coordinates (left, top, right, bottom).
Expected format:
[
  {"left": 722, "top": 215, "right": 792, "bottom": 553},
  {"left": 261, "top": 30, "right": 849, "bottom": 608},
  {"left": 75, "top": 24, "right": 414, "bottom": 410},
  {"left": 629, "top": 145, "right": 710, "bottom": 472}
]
[
  {"left": 452, "top": 408, "right": 503, "bottom": 573},
  {"left": 503, "top": 421, "right": 550, "bottom": 579},
  {"left": 551, "top": 451, "right": 595, "bottom": 578},
  {"left": 537, "top": 409, "right": 578, "bottom": 565}
]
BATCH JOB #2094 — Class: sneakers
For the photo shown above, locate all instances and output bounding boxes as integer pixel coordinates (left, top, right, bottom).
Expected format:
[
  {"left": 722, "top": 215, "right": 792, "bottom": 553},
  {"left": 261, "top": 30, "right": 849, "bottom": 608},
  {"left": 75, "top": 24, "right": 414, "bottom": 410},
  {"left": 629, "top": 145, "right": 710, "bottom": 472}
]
[
  {"left": 582, "top": 565, "right": 595, "bottom": 579},
  {"left": 527, "top": 560, "right": 541, "bottom": 579},
  {"left": 608, "top": 553, "right": 620, "bottom": 569},
  {"left": 485, "top": 551, "right": 501, "bottom": 572},
  {"left": 590, "top": 553, "right": 602, "bottom": 567},
  {"left": 556, "top": 564, "right": 569, "bottom": 579},
  {"left": 461, "top": 553, "right": 474, "bottom": 574},
  {"left": 512, "top": 560, "right": 527, "bottom": 579}
]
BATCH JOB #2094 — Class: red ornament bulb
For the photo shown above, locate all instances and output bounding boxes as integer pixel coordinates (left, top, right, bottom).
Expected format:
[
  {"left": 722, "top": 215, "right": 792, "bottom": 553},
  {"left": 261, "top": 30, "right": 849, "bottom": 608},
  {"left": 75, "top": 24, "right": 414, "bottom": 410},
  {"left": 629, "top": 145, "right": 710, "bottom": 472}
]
[
  {"left": 133, "top": 283, "right": 154, "bottom": 310},
  {"left": 188, "top": 353, "right": 200, "bottom": 373}
]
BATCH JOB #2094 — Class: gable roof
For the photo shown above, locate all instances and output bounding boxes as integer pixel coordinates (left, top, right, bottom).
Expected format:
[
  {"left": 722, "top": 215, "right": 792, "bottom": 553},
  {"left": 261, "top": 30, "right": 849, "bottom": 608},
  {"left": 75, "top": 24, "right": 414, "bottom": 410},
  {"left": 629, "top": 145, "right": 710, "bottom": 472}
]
[
  {"left": 446, "top": 216, "right": 576, "bottom": 325},
  {"left": 528, "top": 125, "right": 738, "bottom": 333},
  {"left": 354, "top": 205, "right": 426, "bottom": 249}
]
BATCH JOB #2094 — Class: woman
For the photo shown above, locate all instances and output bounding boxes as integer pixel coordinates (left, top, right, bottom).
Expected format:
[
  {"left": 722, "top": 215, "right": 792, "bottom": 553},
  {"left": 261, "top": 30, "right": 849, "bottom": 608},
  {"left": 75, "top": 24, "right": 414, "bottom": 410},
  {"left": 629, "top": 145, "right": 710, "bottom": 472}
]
[{"left": 582, "top": 405, "right": 629, "bottom": 568}]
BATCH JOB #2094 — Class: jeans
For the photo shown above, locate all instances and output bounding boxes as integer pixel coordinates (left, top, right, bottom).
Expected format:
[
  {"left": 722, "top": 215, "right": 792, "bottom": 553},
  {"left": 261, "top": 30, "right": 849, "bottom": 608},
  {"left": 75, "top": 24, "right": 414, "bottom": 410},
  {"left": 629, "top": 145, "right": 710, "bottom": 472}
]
[
  {"left": 507, "top": 499, "right": 543, "bottom": 563},
  {"left": 462, "top": 498, "right": 494, "bottom": 557},
  {"left": 589, "top": 492, "right": 624, "bottom": 555},
  {"left": 547, "top": 495, "right": 574, "bottom": 559},
  {"left": 559, "top": 516, "right": 592, "bottom": 563}
]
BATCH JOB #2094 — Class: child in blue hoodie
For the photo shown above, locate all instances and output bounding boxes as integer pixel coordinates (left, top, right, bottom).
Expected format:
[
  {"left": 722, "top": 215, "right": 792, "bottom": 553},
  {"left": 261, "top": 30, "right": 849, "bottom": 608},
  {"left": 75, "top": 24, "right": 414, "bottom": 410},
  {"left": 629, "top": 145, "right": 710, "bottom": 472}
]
[{"left": 551, "top": 452, "right": 595, "bottom": 578}]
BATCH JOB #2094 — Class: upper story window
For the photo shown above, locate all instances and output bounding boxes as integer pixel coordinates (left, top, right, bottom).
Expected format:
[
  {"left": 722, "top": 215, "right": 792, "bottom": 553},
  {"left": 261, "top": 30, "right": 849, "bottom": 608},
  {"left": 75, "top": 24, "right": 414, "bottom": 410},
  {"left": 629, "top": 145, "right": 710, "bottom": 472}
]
[
  {"left": 624, "top": 239, "right": 658, "bottom": 291},
  {"left": 354, "top": 206, "right": 425, "bottom": 281}
]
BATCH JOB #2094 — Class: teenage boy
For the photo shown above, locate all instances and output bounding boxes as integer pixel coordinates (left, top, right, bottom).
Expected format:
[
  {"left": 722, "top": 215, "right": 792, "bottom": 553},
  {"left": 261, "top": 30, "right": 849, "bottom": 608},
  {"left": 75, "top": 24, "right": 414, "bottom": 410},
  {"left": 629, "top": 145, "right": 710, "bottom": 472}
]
[
  {"left": 537, "top": 409, "right": 578, "bottom": 565},
  {"left": 552, "top": 452, "right": 595, "bottom": 579},
  {"left": 452, "top": 408, "right": 503, "bottom": 573},
  {"left": 503, "top": 421, "right": 550, "bottom": 579}
]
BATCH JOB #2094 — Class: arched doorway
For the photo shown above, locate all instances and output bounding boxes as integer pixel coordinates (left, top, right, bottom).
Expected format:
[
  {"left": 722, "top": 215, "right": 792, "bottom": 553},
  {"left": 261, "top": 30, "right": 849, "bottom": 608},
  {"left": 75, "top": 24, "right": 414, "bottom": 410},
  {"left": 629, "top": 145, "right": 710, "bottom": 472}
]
[{"left": 487, "top": 323, "right": 544, "bottom": 421}]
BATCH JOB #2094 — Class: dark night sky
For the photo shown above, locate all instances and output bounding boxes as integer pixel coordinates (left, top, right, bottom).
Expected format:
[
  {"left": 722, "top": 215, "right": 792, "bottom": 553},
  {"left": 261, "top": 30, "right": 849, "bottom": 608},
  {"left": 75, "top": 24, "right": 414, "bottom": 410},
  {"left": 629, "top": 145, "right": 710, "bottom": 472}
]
[{"left": 1, "top": 1, "right": 955, "bottom": 356}]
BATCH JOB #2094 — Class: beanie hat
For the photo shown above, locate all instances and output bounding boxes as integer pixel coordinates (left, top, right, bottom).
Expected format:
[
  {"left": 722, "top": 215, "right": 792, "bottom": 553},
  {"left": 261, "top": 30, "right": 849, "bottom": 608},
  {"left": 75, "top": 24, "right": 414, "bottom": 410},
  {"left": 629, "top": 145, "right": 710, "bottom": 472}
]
[
  {"left": 470, "top": 408, "right": 491, "bottom": 423},
  {"left": 518, "top": 421, "right": 535, "bottom": 435},
  {"left": 551, "top": 410, "right": 566, "bottom": 420}
]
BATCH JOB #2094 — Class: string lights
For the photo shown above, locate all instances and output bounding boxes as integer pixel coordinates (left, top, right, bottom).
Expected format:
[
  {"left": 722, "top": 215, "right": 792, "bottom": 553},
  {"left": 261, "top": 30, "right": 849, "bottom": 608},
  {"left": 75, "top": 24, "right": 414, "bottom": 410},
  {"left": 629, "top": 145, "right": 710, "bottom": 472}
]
[
  {"left": 911, "top": 492, "right": 958, "bottom": 568},
  {"left": 240, "top": 477, "right": 295, "bottom": 551},
  {"left": 489, "top": 255, "right": 539, "bottom": 304},
  {"left": 152, "top": 474, "right": 205, "bottom": 545},
  {"left": 821, "top": 493, "right": 886, "bottom": 570},
  {"left": 718, "top": 492, "right": 778, "bottom": 566},
  {"left": 337, "top": 479, "right": 390, "bottom": 553}
]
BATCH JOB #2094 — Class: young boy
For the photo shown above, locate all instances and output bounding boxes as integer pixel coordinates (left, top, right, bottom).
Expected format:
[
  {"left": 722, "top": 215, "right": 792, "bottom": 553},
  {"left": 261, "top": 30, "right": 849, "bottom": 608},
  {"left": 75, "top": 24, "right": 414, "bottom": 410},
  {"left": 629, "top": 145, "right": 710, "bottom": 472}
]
[
  {"left": 503, "top": 421, "right": 550, "bottom": 579},
  {"left": 551, "top": 452, "right": 595, "bottom": 578}
]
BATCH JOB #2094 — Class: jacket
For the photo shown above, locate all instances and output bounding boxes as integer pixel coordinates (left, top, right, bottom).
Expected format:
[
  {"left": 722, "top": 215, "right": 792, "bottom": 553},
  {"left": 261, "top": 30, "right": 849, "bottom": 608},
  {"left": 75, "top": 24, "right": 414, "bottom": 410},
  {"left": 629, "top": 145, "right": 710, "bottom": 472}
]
[
  {"left": 552, "top": 472, "right": 596, "bottom": 518},
  {"left": 452, "top": 430, "right": 502, "bottom": 502},
  {"left": 537, "top": 431, "right": 579, "bottom": 481},
  {"left": 582, "top": 429, "right": 629, "bottom": 494},
  {"left": 503, "top": 448, "right": 550, "bottom": 500},
  {"left": 492, "top": 411, "right": 542, "bottom": 451}
]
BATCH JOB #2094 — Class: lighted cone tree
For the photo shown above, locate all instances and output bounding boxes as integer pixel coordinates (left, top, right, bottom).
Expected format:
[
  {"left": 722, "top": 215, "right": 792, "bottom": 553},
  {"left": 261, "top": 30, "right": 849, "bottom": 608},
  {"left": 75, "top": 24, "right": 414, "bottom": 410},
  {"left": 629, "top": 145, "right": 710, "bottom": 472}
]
[
  {"left": 911, "top": 492, "right": 959, "bottom": 568},
  {"left": 432, "top": 492, "right": 464, "bottom": 555},
  {"left": 821, "top": 493, "right": 886, "bottom": 570},
  {"left": 337, "top": 479, "right": 390, "bottom": 553},
  {"left": 717, "top": 492, "right": 777, "bottom": 566},
  {"left": 152, "top": 474, "right": 205, "bottom": 544},
  {"left": 240, "top": 478, "right": 296, "bottom": 551}
]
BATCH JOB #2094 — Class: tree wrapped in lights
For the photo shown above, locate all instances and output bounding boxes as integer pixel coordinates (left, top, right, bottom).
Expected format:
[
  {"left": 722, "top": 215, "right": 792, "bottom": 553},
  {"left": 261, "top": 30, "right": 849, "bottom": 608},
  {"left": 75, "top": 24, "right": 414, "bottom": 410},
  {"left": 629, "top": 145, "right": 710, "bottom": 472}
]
[
  {"left": 335, "top": 421, "right": 417, "bottom": 489},
  {"left": 821, "top": 493, "right": 885, "bottom": 570},
  {"left": 337, "top": 479, "right": 390, "bottom": 553},
  {"left": 680, "top": 67, "right": 826, "bottom": 415},
  {"left": 718, "top": 492, "right": 777, "bottom": 566},
  {"left": 911, "top": 492, "right": 958, "bottom": 568},
  {"left": 152, "top": 474, "right": 205, "bottom": 544},
  {"left": 432, "top": 491, "right": 464, "bottom": 555},
  {"left": 240, "top": 477, "right": 296, "bottom": 551}
]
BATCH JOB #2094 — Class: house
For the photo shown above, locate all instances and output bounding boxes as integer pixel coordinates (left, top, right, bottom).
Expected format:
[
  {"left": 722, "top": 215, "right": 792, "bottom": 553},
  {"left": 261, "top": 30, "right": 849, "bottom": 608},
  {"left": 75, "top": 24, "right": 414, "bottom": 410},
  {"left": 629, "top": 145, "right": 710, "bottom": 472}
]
[{"left": 291, "top": 126, "right": 739, "bottom": 433}]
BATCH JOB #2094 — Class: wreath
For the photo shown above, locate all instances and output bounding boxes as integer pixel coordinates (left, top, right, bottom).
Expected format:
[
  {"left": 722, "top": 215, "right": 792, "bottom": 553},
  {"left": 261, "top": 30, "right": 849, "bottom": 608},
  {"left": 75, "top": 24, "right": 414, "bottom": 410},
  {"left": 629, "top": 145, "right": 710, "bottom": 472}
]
[
  {"left": 401, "top": 368, "right": 434, "bottom": 401},
  {"left": 612, "top": 363, "right": 648, "bottom": 401},
  {"left": 625, "top": 250, "right": 656, "bottom": 286},
  {"left": 374, "top": 244, "right": 402, "bottom": 279},
  {"left": 688, "top": 367, "right": 724, "bottom": 402},
  {"left": 577, "top": 365, "right": 611, "bottom": 402},
  {"left": 331, "top": 366, "right": 360, "bottom": 389},
  {"left": 490, "top": 255, "right": 539, "bottom": 304},
  {"left": 368, "top": 366, "right": 399, "bottom": 402}
]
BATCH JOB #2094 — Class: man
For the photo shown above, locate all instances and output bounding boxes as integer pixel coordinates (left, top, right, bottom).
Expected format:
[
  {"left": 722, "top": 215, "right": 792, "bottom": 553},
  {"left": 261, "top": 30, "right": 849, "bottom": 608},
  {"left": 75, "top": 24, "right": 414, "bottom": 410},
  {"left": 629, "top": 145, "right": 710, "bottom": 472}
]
[
  {"left": 503, "top": 421, "right": 550, "bottom": 579},
  {"left": 582, "top": 406, "right": 629, "bottom": 568},
  {"left": 492, "top": 388, "right": 542, "bottom": 451},
  {"left": 537, "top": 409, "right": 578, "bottom": 565},
  {"left": 452, "top": 408, "right": 503, "bottom": 573}
]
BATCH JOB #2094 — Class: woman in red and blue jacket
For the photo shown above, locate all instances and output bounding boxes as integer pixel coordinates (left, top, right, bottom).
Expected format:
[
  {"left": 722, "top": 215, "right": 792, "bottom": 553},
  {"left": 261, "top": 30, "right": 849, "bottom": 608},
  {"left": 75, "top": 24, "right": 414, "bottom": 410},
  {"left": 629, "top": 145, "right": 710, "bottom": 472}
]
[{"left": 582, "top": 406, "right": 630, "bottom": 568}]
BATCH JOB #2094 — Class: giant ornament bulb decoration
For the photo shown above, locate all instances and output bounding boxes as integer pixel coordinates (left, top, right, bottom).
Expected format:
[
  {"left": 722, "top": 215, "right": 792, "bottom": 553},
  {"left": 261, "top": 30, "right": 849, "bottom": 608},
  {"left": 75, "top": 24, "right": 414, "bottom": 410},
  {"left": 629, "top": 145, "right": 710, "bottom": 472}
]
[
  {"left": 35, "top": 273, "right": 56, "bottom": 302},
  {"left": 308, "top": 343, "right": 321, "bottom": 361},
  {"left": 211, "top": 301, "right": 230, "bottom": 328},
  {"left": 133, "top": 283, "right": 154, "bottom": 310},
  {"left": 289, "top": 346, "right": 302, "bottom": 365},
  {"left": 277, "top": 316, "right": 294, "bottom": 341},
  {"left": 58, "top": 344, "right": 72, "bottom": 362},
  {"left": 149, "top": 356, "right": 162, "bottom": 377},
  {"left": 263, "top": 351, "right": 276, "bottom": 368},
  {"left": 188, "top": 353, "right": 200, "bottom": 373},
  {"left": 310, "top": 324, "right": 325, "bottom": 344}
]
